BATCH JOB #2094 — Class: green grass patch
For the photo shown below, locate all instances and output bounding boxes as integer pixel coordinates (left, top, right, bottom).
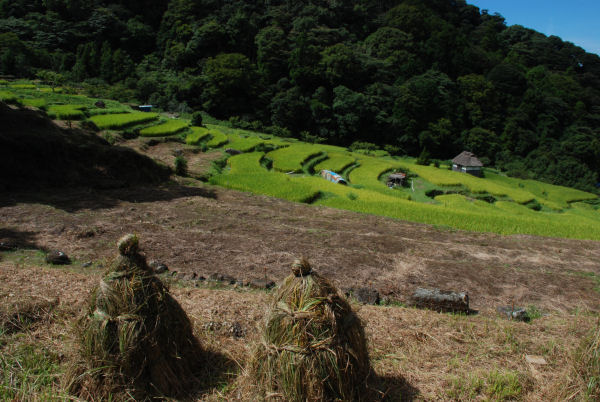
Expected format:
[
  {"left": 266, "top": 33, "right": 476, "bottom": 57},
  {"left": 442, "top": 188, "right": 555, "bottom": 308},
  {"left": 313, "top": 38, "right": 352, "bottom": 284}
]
[
  {"left": 267, "top": 144, "right": 327, "bottom": 173},
  {"left": 0, "top": 343, "right": 64, "bottom": 400},
  {"left": 19, "top": 98, "right": 47, "bottom": 109},
  {"left": 314, "top": 153, "right": 356, "bottom": 174},
  {"left": 395, "top": 161, "right": 536, "bottom": 203},
  {"left": 0, "top": 91, "right": 18, "bottom": 103},
  {"left": 9, "top": 84, "right": 36, "bottom": 89},
  {"left": 228, "top": 152, "right": 267, "bottom": 173},
  {"left": 186, "top": 126, "right": 211, "bottom": 145},
  {"left": 210, "top": 171, "right": 320, "bottom": 203},
  {"left": 226, "top": 134, "right": 266, "bottom": 152},
  {"left": 139, "top": 119, "right": 189, "bottom": 137},
  {"left": 486, "top": 172, "right": 597, "bottom": 208},
  {"left": 88, "top": 112, "right": 159, "bottom": 130},
  {"left": 86, "top": 107, "right": 130, "bottom": 116},
  {"left": 205, "top": 125, "right": 229, "bottom": 148},
  {"left": 46, "top": 104, "right": 87, "bottom": 120}
]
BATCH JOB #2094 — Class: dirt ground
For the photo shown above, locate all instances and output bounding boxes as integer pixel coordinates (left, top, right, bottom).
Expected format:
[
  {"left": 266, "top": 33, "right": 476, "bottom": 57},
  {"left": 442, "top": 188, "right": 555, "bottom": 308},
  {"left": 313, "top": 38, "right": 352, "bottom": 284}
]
[{"left": 0, "top": 260, "right": 596, "bottom": 401}]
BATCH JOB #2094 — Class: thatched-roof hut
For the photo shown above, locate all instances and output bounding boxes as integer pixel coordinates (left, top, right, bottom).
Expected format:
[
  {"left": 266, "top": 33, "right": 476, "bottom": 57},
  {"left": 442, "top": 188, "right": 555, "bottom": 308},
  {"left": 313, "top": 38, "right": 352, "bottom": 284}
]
[{"left": 452, "top": 151, "right": 483, "bottom": 177}]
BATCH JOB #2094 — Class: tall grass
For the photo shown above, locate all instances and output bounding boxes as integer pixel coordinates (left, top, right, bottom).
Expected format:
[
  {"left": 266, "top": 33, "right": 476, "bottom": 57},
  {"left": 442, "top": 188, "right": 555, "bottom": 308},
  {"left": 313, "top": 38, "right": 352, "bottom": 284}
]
[
  {"left": 88, "top": 112, "right": 159, "bottom": 130},
  {"left": 139, "top": 119, "right": 189, "bottom": 137}
]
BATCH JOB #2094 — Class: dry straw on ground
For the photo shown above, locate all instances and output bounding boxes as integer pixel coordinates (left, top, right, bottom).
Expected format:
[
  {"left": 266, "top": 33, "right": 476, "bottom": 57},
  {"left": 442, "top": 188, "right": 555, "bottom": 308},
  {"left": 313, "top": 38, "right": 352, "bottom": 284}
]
[
  {"left": 64, "top": 234, "right": 203, "bottom": 400},
  {"left": 248, "top": 257, "right": 370, "bottom": 401}
]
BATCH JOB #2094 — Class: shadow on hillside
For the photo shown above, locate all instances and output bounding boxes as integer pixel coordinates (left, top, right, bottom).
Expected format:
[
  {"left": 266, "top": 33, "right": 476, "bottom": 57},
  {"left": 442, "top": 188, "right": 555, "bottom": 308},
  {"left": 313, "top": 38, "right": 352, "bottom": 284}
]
[
  {"left": 0, "top": 227, "right": 42, "bottom": 250},
  {"left": 370, "top": 373, "right": 420, "bottom": 401},
  {"left": 0, "top": 184, "right": 217, "bottom": 212}
]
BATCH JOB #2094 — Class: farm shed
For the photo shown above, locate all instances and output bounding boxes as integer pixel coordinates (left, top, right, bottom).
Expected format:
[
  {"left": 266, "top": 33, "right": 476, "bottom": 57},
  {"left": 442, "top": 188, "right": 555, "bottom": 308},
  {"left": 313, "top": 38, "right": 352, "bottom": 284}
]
[
  {"left": 138, "top": 105, "right": 153, "bottom": 112},
  {"left": 387, "top": 173, "right": 406, "bottom": 188},
  {"left": 320, "top": 170, "right": 347, "bottom": 185},
  {"left": 452, "top": 151, "right": 483, "bottom": 177}
]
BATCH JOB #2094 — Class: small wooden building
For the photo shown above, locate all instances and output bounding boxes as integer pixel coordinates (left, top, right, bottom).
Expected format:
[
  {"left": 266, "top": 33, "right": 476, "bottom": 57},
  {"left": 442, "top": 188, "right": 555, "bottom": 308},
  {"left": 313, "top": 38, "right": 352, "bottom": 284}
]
[
  {"left": 387, "top": 173, "right": 406, "bottom": 188},
  {"left": 452, "top": 151, "right": 483, "bottom": 177},
  {"left": 138, "top": 105, "right": 153, "bottom": 112},
  {"left": 320, "top": 170, "right": 347, "bottom": 185}
]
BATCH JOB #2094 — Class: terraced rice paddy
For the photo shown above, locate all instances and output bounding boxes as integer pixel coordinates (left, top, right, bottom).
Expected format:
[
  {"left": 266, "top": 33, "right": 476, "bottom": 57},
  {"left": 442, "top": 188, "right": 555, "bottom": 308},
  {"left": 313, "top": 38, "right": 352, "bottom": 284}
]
[
  {"left": 139, "top": 119, "right": 189, "bottom": 137},
  {"left": 4, "top": 81, "right": 599, "bottom": 239},
  {"left": 88, "top": 112, "right": 159, "bottom": 130},
  {"left": 20, "top": 98, "right": 48, "bottom": 109},
  {"left": 200, "top": 125, "right": 228, "bottom": 148},
  {"left": 185, "top": 127, "right": 211, "bottom": 145},
  {"left": 47, "top": 104, "right": 87, "bottom": 120}
]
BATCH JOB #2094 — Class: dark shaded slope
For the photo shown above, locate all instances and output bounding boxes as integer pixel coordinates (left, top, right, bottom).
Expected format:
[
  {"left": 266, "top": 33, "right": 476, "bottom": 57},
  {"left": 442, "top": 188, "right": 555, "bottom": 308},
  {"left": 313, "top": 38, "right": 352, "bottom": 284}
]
[{"left": 0, "top": 103, "right": 171, "bottom": 191}]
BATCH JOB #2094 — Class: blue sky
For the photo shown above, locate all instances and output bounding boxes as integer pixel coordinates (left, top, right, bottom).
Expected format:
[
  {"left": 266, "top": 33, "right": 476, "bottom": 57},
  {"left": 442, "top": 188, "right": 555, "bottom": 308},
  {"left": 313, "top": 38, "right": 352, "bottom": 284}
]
[{"left": 466, "top": 1, "right": 600, "bottom": 55}]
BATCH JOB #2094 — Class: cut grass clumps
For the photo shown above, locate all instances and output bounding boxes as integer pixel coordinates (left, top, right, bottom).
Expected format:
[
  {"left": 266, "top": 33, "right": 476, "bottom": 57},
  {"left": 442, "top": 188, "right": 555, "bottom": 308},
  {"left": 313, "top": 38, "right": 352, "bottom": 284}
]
[
  {"left": 248, "top": 258, "right": 370, "bottom": 401},
  {"left": 139, "top": 119, "right": 189, "bottom": 137},
  {"left": 88, "top": 112, "right": 159, "bottom": 130},
  {"left": 64, "top": 234, "right": 203, "bottom": 400}
]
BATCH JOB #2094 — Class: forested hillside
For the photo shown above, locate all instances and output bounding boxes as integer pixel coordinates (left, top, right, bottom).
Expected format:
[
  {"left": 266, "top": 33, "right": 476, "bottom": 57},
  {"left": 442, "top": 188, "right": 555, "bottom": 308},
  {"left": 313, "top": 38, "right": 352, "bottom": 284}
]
[{"left": 1, "top": 0, "right": 600, "bottom": 191}]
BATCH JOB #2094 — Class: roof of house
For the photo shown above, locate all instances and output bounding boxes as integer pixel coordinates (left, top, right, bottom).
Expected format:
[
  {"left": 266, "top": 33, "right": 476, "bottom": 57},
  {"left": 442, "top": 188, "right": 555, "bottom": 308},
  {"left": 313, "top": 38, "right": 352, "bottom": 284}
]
[
  {"left": 452, "top": 151, "right": 483, "bottom": 167},
  {"left": 388, "top": 173, "right": 406, "bottom": 180}
]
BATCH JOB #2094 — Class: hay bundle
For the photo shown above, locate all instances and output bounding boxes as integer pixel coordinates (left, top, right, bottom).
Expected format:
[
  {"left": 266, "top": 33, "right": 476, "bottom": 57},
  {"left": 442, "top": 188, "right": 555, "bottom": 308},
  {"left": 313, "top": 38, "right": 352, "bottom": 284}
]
[
  {"left": 249, "top": 258, "right": 370, "bottom": 401},
  {"left": 65, "top": 234, "right": 202, "bottom": 399}
]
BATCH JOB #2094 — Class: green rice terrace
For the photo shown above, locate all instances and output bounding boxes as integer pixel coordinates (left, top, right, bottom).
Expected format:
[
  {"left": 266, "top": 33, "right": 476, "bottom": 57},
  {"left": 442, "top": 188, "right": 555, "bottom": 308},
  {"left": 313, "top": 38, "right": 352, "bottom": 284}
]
[{"left": 4, "top": 83, "right": 600, "bottom": 240}]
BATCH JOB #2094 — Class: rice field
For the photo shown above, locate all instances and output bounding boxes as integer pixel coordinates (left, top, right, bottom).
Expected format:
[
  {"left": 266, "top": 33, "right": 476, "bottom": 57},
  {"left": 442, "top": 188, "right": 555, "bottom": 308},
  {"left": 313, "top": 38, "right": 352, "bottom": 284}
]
[
  {"left": 20, "top": 98, "right": 48, "bottom": 109},
  {"left": 5, "top": 81, "right": 600, "bottom": 239},
  {"left": 267, "top": 144, "right": 328, "bottom": 172},
  {"left": 0, "top": 91, "right": 17, "bottom": 103},
  {"left": 228, "top": 152, "right": 271, "bottom": 173},
  {"left": 396, "top": 161, "right": 536, "bottom": 204},
  {"left": 205, "top": 126, "right": 229, "bottom": 148},
  {"left": 185, "top": 127, "right": 211, "bottom": 145},
  {"left": 226, "top": 135, "right": 266, "bottom": 152},
  {"left": 47, "top": 105, "right": 87, "bottom": 120},
  {"left": 88, "top": 112, "right": 159, "bottom": 130},
  {"left": 139, "top": 119, "right": 189, "bottom": 137},
  {"left": 313, "top": 153, "right": 356, "bottom": 173}
]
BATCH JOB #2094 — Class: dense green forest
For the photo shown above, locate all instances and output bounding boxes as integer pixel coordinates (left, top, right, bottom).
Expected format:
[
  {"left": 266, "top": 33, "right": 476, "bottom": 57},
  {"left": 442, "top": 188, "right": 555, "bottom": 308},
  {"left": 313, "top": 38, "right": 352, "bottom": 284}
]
[{"left": 1, "top": 0, "right": 600, "bottom": 191}]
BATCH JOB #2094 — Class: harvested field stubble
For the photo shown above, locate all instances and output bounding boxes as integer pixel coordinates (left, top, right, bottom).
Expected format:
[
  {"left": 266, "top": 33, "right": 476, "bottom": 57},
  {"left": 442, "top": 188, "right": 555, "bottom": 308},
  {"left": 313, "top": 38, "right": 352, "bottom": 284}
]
[
  {"left": 248, "top": 258, "right": 370, "bottom": 401},
  {"left": 64, "top": 234, "right": 203, "bottom": 400}
]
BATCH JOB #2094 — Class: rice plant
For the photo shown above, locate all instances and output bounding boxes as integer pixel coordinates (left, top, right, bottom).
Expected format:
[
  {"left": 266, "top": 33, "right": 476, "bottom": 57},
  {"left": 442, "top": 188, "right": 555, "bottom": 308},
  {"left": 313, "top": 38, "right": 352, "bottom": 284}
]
[
  {"left": 205, "top": 126, "right": 229, "bottom": 148},
  {"left": 88, "top": 112, "right": 159, "bottom": 130},
  {"left": 19, "top": 98, "right": 47, "bottom": 109},
  {"left": 46, "top": 104, "right": 87, "bottom": 120},
  {"left": 186, "top": 126, "right": 211, "bottom": 145},
  {"left": 314, "top": 153, "right": 356, "bottom": 174},
  {"left": 139, "top": 119, "right": 189, "bottom": 137},
  {"left": 267, "top": 144, "right": 326, "bottom": 173}
]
